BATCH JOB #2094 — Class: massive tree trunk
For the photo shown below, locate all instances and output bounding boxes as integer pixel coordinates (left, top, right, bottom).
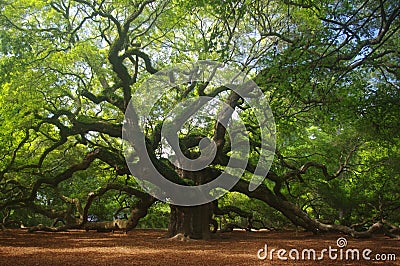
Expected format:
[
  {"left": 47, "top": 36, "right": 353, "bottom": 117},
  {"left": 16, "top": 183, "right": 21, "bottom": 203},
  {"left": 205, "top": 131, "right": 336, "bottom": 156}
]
[
  {"left": 167, "top": 203, "right": 213, "bottom": 239},
  {"left": 164, "top": 167, "right": 216, "bottom": 239}
]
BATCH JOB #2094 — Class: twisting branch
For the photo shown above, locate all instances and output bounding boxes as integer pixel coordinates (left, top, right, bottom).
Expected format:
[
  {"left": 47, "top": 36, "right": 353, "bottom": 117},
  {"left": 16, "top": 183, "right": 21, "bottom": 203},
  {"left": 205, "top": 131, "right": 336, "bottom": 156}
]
[
  {"left": 81, "top": 183, "right": 156, "bottom": 232},
  {"left": 292, "top": 142, "right": 361, "bottom": 181},
  {"left": 29, "top": 149, "right": 102, "bottom": 201},
  {"left": 0, "top": 129, "right": 30, "bottom": 180},
  {"left": 81, "top": 183, "right": 151, "bottom": 225},
  {"left": 122, "top": 49, "right": 158, "bottom": 74}
]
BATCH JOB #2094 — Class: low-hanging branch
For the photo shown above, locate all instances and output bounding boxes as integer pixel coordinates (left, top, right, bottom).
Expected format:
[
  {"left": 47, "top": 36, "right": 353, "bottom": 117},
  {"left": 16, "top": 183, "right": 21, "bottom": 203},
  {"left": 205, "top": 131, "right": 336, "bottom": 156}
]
[
  {"left": 0, "top": 149, "right": 102, "bottom": 210},
  {"left": 81, "top": 183, "right": 153, "bottom": 226},
  {"left": 29, "top": 149, "right": 102, "bottom": 202}
]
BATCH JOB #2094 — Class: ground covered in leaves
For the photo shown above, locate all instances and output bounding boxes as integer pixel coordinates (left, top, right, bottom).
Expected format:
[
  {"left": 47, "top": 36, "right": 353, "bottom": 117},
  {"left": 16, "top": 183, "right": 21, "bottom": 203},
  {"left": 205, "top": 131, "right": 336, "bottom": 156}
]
[{"left": 0, "top": 229, "right": 399, "bottom": 265}]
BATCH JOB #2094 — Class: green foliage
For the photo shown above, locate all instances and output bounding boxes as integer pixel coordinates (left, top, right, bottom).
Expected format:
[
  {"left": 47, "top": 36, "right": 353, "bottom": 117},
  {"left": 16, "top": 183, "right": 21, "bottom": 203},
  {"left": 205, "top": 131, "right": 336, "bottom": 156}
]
[
  {"left": 0, "top": 0, "right": 398, "bottom": 232},
  {"left": 137, "top": 202, "right": 170, "bottom": 229},
  {"left": 219, "top": 192, "right": 291, "bottom": 229}
]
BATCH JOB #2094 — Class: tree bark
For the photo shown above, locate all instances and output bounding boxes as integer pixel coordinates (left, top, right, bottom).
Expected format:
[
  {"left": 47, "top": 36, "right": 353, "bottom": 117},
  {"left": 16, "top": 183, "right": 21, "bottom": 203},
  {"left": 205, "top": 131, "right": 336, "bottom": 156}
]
[
  {"left": 126, "top": 195, "right": 156, "bottom": 231},
  {"left": 167, "top": 203, "right": 213, "bottom": 239}
]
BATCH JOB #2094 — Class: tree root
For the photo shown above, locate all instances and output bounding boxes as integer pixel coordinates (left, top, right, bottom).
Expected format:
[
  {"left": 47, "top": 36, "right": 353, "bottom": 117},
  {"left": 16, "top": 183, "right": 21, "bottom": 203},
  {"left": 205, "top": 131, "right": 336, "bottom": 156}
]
[
  {"left": 167, "top": 233, "right": 195, "bottom": 242},
  {"left": 27, "top": 224, "right": 70, "bottom": 233}
]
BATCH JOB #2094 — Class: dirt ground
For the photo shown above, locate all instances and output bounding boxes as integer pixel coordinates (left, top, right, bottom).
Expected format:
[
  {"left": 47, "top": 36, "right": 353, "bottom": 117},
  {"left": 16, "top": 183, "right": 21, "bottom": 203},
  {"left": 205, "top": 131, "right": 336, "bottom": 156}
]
[{"left": 0, "top": 229, "right": 399, "bottom": 266}]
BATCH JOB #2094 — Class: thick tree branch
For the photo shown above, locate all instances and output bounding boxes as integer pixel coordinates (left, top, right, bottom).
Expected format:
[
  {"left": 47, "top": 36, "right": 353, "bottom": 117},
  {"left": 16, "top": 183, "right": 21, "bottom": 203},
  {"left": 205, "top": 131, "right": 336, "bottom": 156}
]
[
  {"left": 123, "top": 48, "right": 158, "bottom": 74},
  {"left": 29, "top": 149, "right": 102, "bottom": 201}
]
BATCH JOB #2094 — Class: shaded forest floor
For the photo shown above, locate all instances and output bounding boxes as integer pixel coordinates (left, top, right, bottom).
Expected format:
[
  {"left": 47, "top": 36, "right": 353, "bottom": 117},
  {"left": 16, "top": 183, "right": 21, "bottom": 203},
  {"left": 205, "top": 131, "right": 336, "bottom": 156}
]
[{"left": 0, "top": 229, "right": 399, "bottom": 265}]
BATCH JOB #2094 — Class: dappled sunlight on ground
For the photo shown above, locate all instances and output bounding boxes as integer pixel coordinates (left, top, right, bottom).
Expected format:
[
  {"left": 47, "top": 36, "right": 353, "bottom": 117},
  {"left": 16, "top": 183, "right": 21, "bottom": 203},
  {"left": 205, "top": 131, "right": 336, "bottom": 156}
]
[{"left": 0, "top": 229, "right": 399, "bottom": 265}]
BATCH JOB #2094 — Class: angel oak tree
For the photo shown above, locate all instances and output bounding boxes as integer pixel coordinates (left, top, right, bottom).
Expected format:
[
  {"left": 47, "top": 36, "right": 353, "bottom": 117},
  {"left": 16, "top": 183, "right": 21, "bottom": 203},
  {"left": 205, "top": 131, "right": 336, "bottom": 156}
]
[{"left": 0, "top": 0, "right": 399, "bottom": 239}]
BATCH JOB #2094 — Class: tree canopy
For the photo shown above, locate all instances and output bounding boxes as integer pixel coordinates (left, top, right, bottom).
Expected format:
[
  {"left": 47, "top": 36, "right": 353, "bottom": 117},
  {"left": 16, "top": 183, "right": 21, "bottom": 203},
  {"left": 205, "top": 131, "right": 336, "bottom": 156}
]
[{"left": 0, "top": 0, "right": 399, "bottom": 238}]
